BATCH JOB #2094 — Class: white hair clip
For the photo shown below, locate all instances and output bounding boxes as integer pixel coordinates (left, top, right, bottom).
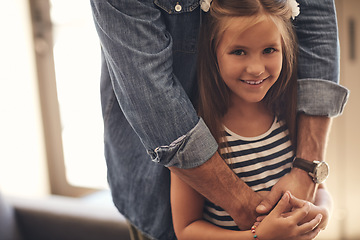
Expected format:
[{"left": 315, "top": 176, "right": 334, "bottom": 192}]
[
  {"left": 200, "top": 0, "right": 212, "bottom": 12},
  {"left": 288, "top": 0, "right": 300, "bottom": 20}
]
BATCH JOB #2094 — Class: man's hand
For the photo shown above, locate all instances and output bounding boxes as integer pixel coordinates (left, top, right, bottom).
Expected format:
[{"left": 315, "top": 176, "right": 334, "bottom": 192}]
[{"left": 256, "top": 168, "right": 316, "bottom": 215}]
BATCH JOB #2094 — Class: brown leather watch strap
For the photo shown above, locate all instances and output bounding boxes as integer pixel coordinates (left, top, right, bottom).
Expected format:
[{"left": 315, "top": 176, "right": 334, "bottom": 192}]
[{"left": 292, "top": 157, "right": 316, "bottom": 173}]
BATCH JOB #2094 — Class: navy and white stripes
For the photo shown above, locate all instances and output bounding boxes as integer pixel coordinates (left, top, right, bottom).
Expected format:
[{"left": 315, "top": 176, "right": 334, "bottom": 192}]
[{"left": 203, "top": 117, "right": 294, "bottom": 230}]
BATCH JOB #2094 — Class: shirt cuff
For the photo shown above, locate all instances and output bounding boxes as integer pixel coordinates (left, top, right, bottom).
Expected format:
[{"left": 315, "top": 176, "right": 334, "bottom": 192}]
[
  {"left": 297, "top": 79, "right": 349, "bottom": 117},
  {"left": 148, "top": 118, "right": 218, "bottom": 169}
]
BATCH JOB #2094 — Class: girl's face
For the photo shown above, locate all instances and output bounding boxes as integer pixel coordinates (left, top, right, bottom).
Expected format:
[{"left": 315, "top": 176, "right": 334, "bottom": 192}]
[{"left": 216, "top": 17, "right": 283, "bottom": 106}]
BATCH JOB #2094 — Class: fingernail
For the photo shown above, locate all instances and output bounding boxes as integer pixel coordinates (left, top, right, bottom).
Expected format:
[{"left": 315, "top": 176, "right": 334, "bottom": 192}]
[
  {"left": 257, "top": 205, "right": 266, "bottom": 211},
  {"left": 282, "top": 192, "right": 289, "bottom": 201}
]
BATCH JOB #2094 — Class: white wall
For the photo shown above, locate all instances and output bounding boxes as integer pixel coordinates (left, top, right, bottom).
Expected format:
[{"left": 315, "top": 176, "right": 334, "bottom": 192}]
[{"left": 0, "top": 0, "right": 49, "bottom": 197}]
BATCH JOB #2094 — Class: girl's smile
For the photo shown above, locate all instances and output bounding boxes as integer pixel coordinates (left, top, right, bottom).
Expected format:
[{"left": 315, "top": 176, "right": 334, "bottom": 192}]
[{"left": 240, "top": 75, "right": 270, "bottom": 85}]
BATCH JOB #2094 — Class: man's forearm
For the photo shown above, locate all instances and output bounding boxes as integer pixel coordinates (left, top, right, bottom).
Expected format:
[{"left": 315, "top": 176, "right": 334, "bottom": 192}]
[
  {"left": 297, "top": 114, "right": 332, "bottom": 161},
  {"left": 295, "top": 114, "right": 332, "bottom": 201},
  {"left": 169, "top": 151, "right": 261, "bottom": 230}
]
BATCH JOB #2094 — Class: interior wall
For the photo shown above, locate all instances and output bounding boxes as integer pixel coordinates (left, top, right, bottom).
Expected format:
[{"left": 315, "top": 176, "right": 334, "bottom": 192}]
[{"left": 321, "top": 0, "right": 360, "bottom": 239}]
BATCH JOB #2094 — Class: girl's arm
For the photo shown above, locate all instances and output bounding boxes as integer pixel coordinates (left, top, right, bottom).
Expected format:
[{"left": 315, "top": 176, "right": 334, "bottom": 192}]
[
  {"left": 171, "top": 173, "right": 322, "bottom": 240},
  {"left": 314, "top": 184, "right": 332, "bottom": 229}
]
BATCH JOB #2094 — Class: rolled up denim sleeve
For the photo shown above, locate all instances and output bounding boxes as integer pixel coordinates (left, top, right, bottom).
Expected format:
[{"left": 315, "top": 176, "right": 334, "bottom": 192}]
[
  {"left": 295, "top": 0, "right": 349, "bottom": 117},
  {"left": 90, "top": 0, "right": 218, "bottom": 168}
]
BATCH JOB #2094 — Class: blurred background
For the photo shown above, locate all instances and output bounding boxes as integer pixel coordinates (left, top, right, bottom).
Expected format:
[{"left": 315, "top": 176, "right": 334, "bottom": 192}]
[{"left": 0, "top": 0, "right": 359, "bottom": 239}]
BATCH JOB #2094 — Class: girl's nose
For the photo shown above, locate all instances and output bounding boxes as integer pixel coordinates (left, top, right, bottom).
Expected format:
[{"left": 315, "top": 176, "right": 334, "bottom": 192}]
[{"left": 246, "top": 57, "right": 265, "bottom": 77}]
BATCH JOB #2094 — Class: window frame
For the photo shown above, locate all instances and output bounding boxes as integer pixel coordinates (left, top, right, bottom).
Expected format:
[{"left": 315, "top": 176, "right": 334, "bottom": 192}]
[{"left": 29, "top": 0, "right": 96, "bottom": 197}]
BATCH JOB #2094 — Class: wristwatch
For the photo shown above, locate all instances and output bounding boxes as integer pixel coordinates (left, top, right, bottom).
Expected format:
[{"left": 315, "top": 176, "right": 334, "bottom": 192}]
[{"left": 292, "top": 157, "right": 329, "bottom": 184}]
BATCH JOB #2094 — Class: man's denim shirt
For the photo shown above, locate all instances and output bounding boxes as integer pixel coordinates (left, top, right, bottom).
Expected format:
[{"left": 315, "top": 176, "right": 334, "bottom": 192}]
[{"left": 91, "top": 0, "right": 349, "bottom": 239}]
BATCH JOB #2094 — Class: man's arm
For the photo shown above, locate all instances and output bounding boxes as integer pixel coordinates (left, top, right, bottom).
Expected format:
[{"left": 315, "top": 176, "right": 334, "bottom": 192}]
[
  {"left": 293, "top": 115, "right": 332, "bottom": 200},
  {"left": 170, "top": 152, "right": 261, "bottom": 230}
]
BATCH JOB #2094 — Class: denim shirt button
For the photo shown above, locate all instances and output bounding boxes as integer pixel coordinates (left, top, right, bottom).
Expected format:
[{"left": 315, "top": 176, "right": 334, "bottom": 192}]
[{"left": 174, "top": 3, "right": 182, "bottom": 12}]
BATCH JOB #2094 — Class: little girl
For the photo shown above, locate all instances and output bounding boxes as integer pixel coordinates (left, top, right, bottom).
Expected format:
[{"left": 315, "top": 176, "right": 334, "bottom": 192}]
[{"left": 171, "top": 0, "right": 331, "bottom": 239}]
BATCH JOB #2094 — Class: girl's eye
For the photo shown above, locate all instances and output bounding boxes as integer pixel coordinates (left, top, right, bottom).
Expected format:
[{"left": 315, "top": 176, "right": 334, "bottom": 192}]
[
  {"left": 231, "top": 49, "right": 245, "bottom": 55},
  {"left": 263, "top": 48, "right": 276, "bottom": 54}
]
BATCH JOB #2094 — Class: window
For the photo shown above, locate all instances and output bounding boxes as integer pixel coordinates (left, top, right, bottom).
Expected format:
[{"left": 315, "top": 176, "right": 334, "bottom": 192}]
[
  {"left": 28, "top": 0, "right": 108, "bottom": 196},
  {"left": 50, "top": 0, "right": 108, "bottom": 190}
]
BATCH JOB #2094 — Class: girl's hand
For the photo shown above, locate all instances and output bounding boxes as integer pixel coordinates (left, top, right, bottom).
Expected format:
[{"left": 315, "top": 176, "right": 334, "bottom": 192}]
[
  {"left": 288, "top": 191, "right": 330, "bottom": 231},
  {"left": 255, "top": 191, "right": 322, "bottom": 240}
]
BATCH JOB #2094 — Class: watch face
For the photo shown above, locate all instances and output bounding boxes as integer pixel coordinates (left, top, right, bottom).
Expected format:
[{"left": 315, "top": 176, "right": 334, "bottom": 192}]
[{"left": 315, "top": 162, "right": 329, "bottom": 184}]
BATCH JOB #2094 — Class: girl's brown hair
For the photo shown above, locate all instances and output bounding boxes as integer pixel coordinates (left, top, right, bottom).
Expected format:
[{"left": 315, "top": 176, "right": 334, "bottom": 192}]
[{"left": 197, "top": 0, "right": 298, "bottom": 149}]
